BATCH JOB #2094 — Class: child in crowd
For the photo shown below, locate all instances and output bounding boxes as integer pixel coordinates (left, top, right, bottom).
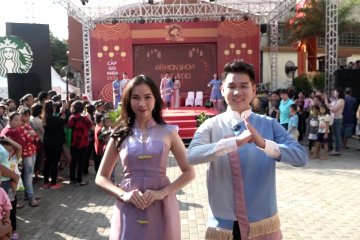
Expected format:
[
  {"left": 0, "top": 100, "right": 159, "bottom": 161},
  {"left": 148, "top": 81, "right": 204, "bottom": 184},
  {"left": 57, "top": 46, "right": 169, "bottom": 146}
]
[
  {"left": 0, "top": 137, "right": 22, "bottom": 240},
  {"left": 287, "top": 104, "right": 299, "bottom": 140},
  {"left": 0, "top": 174, "right": 12, "bottom": 240},
  {"left": 312, "top": 104, "right": 331, "bottom": 159},
  {"left": 307, "top": 105, "right": 320, "bottom": 154}
]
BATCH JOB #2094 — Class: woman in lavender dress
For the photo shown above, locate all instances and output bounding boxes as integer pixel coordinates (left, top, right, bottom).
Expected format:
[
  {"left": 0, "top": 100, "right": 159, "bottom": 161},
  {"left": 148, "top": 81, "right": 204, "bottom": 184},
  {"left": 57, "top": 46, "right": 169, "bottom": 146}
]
[{"left": 96, "top": 75, "right": 195, "bottom": 240}]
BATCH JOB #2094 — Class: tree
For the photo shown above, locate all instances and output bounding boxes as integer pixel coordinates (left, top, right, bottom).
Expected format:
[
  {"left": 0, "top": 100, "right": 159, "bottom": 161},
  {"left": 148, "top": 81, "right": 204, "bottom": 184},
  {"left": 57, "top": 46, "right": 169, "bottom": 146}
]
[
  {"left": 50, "top": 32, "right": 68, "bottom": 74},
  {"left": 287, "top": 0, "right": 360, "bottom": 43},
  {"left": 285, "top": 0, "right": 360, "bottom": 73}
]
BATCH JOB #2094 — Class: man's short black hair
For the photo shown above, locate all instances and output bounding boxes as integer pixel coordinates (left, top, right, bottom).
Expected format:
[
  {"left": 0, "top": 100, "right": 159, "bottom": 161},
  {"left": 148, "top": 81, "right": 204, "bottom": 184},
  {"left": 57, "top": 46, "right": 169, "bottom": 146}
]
[
  {"left": 222, "top": 61, "right": 255, "bottom": 84},
  {"left": 38, "top": 91, "right": 48, "bottom": 102}
]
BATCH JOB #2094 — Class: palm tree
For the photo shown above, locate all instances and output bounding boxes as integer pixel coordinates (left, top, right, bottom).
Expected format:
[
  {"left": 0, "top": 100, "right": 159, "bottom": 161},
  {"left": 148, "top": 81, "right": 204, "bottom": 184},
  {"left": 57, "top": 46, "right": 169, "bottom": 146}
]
[{"left": 286, "top": 0, "right": 360, "bottom": 72}]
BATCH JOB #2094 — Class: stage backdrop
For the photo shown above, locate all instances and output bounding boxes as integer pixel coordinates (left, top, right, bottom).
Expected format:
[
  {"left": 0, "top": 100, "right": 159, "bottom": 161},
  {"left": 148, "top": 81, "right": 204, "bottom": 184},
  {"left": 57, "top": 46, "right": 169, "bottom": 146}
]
[
  {"left": 89, "top": 20, "right": 260, "bottom": 102},
  {"left": 133, "top": 44, "right": 216, "bottom": 94}
]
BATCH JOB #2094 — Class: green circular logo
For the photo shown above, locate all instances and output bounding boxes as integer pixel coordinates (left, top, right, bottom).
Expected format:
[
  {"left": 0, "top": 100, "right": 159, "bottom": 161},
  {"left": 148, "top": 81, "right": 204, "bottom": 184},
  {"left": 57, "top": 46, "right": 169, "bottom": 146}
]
[{"left": 0, "top": 35, "right": 33, "bottom": 77}]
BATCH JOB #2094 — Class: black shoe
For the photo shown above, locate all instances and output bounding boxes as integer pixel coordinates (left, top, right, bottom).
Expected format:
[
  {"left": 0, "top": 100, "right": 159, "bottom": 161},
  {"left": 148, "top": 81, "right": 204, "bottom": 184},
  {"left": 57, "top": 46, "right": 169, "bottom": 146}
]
[{"left": 77, "top": 181, "right": 89, "bottom": 186}]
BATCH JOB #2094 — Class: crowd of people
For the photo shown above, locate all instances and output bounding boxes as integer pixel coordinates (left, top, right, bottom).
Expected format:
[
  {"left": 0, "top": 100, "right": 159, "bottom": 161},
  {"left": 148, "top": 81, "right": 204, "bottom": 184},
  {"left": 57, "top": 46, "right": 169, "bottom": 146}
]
[
  {"left": 253, "top": 86, "right": 360, "bottom": 159},
  {"left": 0, "top": 60, "right": 358, "bottom": 240},
  {"left": 0, "top": 91, "right": 116, "bottom": 240}
]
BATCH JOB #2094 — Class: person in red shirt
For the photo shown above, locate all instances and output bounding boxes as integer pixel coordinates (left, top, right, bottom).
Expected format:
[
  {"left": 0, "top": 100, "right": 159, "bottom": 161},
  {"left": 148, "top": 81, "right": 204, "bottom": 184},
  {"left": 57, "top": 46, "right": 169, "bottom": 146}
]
[
  {"left": 19, "top": 107, "right": 40, "bottom": 207},
  {"left": 68, "top": 101, "right": 93, "bottom": 186}
]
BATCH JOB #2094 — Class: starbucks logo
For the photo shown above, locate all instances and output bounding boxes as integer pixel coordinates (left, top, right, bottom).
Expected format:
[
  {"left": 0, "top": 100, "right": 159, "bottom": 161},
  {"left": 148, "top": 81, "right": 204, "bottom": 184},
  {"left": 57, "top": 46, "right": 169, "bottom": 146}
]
[{"left": 0, "top": 35, "right": 33, "bottom": 77}]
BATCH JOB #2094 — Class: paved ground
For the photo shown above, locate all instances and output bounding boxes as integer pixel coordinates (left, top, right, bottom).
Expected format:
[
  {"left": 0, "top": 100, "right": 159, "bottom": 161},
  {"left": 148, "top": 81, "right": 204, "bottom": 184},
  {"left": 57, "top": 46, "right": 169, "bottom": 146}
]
[{"left": 16, "top": 138, "right": 360, "bottom": 240}]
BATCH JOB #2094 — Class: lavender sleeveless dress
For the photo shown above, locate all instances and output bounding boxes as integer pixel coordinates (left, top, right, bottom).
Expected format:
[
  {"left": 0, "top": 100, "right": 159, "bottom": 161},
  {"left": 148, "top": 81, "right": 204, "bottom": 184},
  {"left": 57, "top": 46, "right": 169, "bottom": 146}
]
[{"left": 110, "top": 120, "right": 180, "bottom": 240}]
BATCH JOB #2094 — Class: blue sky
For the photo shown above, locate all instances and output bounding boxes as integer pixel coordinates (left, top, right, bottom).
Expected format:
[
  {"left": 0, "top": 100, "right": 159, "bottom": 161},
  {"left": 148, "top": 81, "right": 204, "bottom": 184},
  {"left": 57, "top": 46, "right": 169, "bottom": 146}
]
[{"left": 0, "top": 0, "right": 68, "bottom": 40}]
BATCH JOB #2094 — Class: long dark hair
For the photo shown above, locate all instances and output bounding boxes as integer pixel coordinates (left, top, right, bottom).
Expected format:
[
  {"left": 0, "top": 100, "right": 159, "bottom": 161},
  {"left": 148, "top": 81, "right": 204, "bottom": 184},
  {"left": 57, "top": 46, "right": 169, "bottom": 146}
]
[
  {"left": 112, "top": 75, "right": 166, "bottom": 149},
  {"left": 42, "top": 100, "right": 54, "bottom": 126}
]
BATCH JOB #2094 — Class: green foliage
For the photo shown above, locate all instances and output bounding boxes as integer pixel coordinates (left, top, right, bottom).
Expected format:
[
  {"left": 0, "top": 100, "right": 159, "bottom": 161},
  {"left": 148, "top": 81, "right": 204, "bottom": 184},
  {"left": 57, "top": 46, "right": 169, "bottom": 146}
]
[
  {"left": 196, "top": 112, "right": 211, "bottom": 127},
  {"left": 286, "top": 0, "right": 360, "bottom": 43},
  {"left": 312, "top": 72, "right": 325, "bottom": 90},
  {"left": 50, "top": 32, "right": 68, "bottom": 74},
  {"left": 293, "top": 74, "right": 312, "bottom": 95},
  {"left": 108, "top": 107, "right": 122, "bottom": 125}
]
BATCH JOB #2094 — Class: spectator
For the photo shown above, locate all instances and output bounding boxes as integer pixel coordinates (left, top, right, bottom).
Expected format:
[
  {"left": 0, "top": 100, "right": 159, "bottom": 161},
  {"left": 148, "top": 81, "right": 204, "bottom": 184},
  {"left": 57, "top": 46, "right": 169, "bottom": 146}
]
[
  {"left": 37, "top": 91, "right": 49, "bottom": 106},
  {"left": 312, "top": 105, "right": 331, "bottom": 160},
  {"left": 307, "top": 105, "right": 320, "bottom": 153},
  {"left": 287, "top": 104, "right": 299, "bottom": 140},
  {"left": 326, "top": 88, "right": 345, "bottom": 155},
  {"left": 0, "top": 103, "right": 8, "bottom": 133},
  {"left": 279, "top": 89, "right": 294, "bottom": 130},
  {"left": 342, "top": 88, "right": 357, "bottom": 149}
]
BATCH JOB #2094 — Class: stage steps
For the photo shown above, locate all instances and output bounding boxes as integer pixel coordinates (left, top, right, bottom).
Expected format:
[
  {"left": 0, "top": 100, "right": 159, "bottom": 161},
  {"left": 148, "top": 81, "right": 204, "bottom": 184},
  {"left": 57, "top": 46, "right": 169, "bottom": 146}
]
[{"left": 163, "top": 107, "right": 217, "bottom": 142}]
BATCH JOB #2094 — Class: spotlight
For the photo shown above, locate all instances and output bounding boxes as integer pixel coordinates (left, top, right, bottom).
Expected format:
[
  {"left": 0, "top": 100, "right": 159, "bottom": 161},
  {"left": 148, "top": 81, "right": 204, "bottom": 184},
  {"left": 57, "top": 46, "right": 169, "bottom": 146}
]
[
  {"left": 165, "top": 18, "right": 171, "bottom": 23},
  {"left": 220, "top": 16, "right": 226, "bottom": 22},
  {"left": 243, "top": 14, "right": 249, "bottom": 21},
  {"left": 139, "top": 18, "right": 145, "bottom": 24},
  {"left": 112, "top": 19, "right": 118, "bottom": 25},
  {"left": 193, "top": 17, "right": 199, "bottom": 22},
  {"left": 80, "top": 0, "right": 89, "bottom": 5},
  {"left": 209, "top": 0, "right": 215, "bottom": 2},
  {"left": 148, "top": 0, "right": 154, "bottom": 4}
]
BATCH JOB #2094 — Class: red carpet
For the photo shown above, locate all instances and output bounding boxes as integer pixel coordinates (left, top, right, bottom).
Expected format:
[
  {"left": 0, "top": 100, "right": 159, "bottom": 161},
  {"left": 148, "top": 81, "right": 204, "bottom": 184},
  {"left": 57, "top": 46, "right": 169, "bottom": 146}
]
[{"left": 163, "top": 107, "right": 218, "bottom": 140}]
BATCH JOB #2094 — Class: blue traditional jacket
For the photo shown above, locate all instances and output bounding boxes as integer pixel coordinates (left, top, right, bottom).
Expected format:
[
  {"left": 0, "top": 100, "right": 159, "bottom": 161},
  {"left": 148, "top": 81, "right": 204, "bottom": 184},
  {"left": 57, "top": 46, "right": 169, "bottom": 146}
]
[{"left": 188, "top": 109, "right": 307, "bottom": 240}]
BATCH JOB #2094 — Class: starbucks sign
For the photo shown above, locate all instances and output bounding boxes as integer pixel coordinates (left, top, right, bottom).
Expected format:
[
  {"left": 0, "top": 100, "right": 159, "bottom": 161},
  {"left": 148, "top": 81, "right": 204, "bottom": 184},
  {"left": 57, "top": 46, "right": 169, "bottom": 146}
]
[{"left": 0, "top": 35, "right": 33, "bottom": 77}]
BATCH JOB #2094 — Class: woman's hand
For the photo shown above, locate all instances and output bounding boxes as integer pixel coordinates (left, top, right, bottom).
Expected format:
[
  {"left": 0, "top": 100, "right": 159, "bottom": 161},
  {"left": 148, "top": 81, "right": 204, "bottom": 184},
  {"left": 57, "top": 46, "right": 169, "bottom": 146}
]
[
  {"left": 143, "top": 189, "right": 166, "bottom": 208},
  {"left": 120, "top": 189, "right": 147, "bottom": 210}
]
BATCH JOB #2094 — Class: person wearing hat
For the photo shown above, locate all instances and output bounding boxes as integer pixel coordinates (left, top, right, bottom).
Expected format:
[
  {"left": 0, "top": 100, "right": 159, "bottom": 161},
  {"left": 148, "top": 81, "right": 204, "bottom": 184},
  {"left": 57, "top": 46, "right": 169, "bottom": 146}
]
[
  {"left": 0, "top": 103, "right": 8, "bottom": 132},
  {"left": 94, "top": 101, "right": 105, "bottom": 115},
  {"left": 51, "top": 95, "right": 62, "bottom": 103}
]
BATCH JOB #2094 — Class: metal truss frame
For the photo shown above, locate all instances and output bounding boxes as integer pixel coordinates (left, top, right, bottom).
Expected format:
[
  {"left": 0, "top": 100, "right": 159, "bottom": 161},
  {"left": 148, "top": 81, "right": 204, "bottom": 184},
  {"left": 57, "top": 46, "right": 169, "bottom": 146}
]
[
  {"left": 88, "top": 1, "right": 279, "bottom": 24},
  {"left": 82, "top": 26, "right": 92, "bottom": 99},
  {"left": 268, "top": 0, "right": 296, "bottom": 90},
  {"left": 325, "top": 0, "right": 338, "bottom": 93},
  {"left": 51, "top": 0, "right": 298, "bottom": 97}
]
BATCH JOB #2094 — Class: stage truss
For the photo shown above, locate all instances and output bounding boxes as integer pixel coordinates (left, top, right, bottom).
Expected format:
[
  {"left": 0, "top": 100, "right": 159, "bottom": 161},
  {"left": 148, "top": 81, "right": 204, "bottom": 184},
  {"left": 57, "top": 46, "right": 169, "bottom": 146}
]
[
  {"left": 52, "top": 0, "right": 340, "bottom": 97},
  {"left": 325, "top": 0, "right": 338, "bottom": 93}
]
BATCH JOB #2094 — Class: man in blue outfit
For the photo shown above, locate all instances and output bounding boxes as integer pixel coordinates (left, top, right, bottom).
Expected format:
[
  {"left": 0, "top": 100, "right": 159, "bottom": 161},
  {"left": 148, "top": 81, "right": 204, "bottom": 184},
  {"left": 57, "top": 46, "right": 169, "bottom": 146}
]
[{"left": 187, "top": 61, "right": 307, "bottom": 240}]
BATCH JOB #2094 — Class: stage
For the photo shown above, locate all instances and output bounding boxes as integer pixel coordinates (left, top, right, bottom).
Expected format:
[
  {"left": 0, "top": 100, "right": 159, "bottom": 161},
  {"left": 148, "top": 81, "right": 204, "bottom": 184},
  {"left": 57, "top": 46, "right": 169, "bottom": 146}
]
[{"left": 162, "top": 107, "right": 218, "bottom": 141}]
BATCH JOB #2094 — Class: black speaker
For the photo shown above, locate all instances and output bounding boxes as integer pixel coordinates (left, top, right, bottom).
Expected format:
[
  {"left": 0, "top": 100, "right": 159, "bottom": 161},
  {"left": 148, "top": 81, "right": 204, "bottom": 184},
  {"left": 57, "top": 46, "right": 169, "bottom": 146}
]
[
  {"left": 7, "top": 73, "right": 41, "bottom": 105},
  {"left": 334, "top": 69, "right": 360, "bottom": 102},
  {"left": 260, "top": 24, "right": 267, "bottom": 34}
]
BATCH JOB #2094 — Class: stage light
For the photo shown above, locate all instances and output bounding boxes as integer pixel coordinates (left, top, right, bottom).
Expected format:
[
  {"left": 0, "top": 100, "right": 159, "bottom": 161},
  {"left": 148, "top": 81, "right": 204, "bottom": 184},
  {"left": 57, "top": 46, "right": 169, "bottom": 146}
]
[
  {"left": 112, "top": 19, "right": 118, "bottom": 25},
  {"left": 148, "top": 0, "right": 154, "bottom": 4},
  {"left": 139, "top": 18, "right": 146, "bottom": 24},
  {"left": 209, "top": 0, "right": 215, "bottom": 2},
  {"left": 193, "top": 17, "right": 199, "bottom": 22},
  {"left": 243, "top": 14, "right": 249, "bottom": 21},
  {"left": 80, "top": 0, "right": 89, "bottom": 6},
  {"left": 165, "top": 18, "right": 171, "bottom": 23},
  {"left": 220, "top": 16, "right": 226, "bottom": 22}
]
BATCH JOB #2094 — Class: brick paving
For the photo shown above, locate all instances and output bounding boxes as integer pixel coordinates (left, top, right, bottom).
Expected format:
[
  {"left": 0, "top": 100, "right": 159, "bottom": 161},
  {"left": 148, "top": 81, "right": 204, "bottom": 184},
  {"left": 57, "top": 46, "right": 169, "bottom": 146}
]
[{"left": 16, "top": 138, "right": 360, "bottom": 240}]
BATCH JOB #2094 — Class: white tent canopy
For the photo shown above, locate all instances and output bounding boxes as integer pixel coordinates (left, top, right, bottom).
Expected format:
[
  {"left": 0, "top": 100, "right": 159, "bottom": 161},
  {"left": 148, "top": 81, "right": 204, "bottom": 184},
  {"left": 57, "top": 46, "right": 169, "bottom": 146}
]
[{"left": 0, "top": 67, "right": 80, "bottom": 100}]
